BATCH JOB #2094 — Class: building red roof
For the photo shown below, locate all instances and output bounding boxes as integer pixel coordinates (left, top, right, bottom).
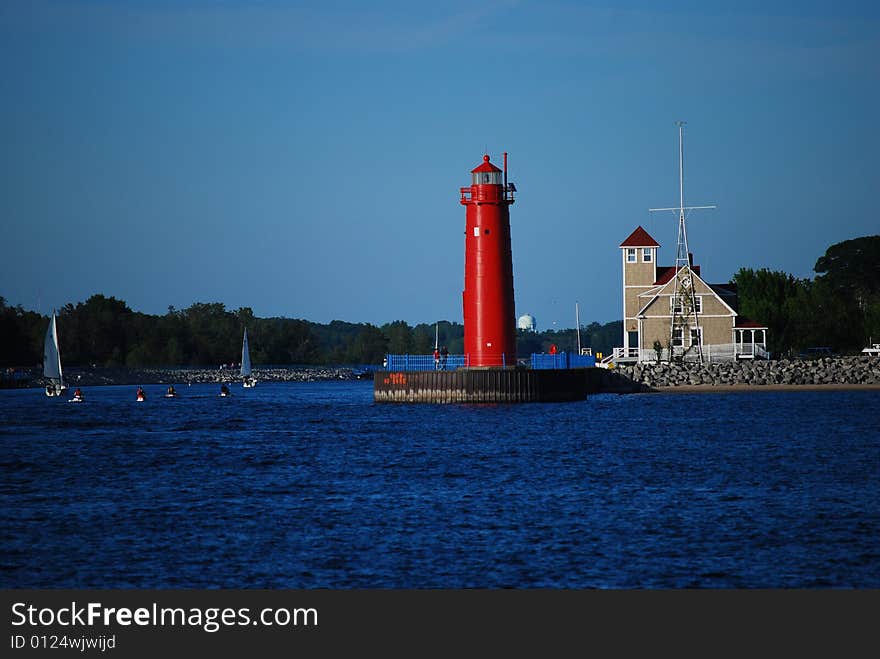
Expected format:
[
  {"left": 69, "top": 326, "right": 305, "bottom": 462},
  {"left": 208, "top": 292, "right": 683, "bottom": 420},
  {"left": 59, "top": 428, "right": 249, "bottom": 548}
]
[
  {"left": 620, "top": 226, "right": 660, "bottom": 248},
  {"left": 471, "top": 154, "right": 502, "bottom": 173},
  {"left": 654, "top": 267, "right": 676, "bottom": 285},
  {"left": 654, "top": 265, "right": 700, "bottom": 285},
  {"left": 735, "top": 318, "right": 767, "bottom": 329}
]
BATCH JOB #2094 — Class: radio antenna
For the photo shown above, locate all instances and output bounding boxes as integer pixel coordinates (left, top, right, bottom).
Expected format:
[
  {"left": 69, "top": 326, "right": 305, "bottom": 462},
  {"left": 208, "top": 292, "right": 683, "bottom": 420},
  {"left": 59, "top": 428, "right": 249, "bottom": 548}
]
[{"left": 648, "top": 122, "right": 716, "bottom": 363}]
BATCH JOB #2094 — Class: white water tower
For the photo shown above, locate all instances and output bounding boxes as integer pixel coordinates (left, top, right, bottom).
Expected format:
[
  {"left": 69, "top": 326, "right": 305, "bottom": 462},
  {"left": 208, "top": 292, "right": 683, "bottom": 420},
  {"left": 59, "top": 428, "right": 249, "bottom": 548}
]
[{"left": 517, "top": 314, "right": 536, "bottom": 332}]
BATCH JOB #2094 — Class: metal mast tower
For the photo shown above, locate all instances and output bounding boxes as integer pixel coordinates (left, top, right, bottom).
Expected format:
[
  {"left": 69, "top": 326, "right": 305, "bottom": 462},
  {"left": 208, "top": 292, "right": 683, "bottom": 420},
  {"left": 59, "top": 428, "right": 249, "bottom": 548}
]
[{"left": 649, "top": 122, "right": 715, "bottom": 363}]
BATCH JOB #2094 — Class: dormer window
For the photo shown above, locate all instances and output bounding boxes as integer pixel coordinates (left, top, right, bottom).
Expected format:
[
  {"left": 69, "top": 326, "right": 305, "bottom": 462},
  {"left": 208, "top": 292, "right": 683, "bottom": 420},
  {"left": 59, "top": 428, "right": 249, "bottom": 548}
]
[
  {"left": 642, "top": 248, "right": 653, "bottom": 262},
  {"left": 626, "top": 248, "right": 636, "bottom": 263}
]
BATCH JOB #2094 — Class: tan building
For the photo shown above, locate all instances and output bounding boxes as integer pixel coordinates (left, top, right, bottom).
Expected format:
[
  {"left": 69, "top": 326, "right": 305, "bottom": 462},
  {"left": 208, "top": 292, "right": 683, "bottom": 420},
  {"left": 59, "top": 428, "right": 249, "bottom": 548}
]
[{"left": 615, "top": 226, "right": 768, "bottom": 363}]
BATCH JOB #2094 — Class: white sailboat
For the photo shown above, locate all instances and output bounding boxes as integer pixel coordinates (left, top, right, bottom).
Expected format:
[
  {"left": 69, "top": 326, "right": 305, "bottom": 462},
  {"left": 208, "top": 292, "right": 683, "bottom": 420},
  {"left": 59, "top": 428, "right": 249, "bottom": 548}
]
[
  {"left": 241, "top": 327, "right": 256, "bottom": 388},
  {"left": 43, "top": 311, "right": 68, "bottom": 397}
]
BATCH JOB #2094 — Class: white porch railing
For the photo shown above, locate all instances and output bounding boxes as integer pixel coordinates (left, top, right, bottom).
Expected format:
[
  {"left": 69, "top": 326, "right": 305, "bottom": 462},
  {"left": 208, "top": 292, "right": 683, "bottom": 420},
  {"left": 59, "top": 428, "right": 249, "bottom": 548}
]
[{"left": 609, "top": 343, "right": 769, "bottom": 363}]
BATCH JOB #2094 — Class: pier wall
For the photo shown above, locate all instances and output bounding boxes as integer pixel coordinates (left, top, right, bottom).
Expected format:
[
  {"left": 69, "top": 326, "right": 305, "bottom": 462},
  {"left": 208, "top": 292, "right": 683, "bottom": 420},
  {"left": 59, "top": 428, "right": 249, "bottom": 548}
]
[{"left": 373, "top": 368, "right": 646, "bottom": 403}]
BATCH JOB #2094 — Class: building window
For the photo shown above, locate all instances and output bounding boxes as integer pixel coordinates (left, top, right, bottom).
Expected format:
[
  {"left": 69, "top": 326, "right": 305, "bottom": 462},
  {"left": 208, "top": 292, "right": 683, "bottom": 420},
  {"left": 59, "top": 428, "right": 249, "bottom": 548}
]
[
  {"left": 642, "top": 248, "right": 652, "bottom": 262},
  {"left": 690, "top": 327, "right": 702, "bottom": 347},
  {"left": 672, "top": 328, "right": 684, "bottom": 347},
  {"left": 671, "top": 295, "right": 702, "bottom": 314},
  {"left": 626, "top": 248, "right": 636, "bottom": 263}
]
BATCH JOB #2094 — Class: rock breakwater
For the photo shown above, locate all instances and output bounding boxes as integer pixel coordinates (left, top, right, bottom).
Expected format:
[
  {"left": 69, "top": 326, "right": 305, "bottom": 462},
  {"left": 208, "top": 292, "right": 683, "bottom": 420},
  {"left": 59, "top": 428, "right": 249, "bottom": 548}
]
[
  {"left": 4, "top": 366, "right": 369, "bottom": 389},
  {"left": 614, "top": 356, "right": 880, "bottom": 389}
]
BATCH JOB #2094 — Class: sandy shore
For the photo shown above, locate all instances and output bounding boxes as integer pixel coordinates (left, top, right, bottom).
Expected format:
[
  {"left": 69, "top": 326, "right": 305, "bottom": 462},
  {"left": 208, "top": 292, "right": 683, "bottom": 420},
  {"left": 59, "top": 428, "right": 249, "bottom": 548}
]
[{"left": 648, "top": 383, "right": 880, "bottom": 393}]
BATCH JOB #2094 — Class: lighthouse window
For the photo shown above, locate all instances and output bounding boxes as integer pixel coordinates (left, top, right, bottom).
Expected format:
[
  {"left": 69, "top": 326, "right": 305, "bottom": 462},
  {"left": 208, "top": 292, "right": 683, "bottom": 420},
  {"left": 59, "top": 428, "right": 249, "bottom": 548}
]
[
  {"left": 483, "top": 229, "right": 490, "bottom": 235},
  {"left": 472, "top": 171, "right": 502, "bottom": 185}
]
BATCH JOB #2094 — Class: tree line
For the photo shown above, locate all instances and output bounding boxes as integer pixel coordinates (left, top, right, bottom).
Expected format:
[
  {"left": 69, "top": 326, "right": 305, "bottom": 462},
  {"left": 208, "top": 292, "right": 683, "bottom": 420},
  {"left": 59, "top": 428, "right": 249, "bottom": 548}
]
[
  {"left": 2, "top": 235, "right": 876, "bottom": 368},
  {"left": 0, "top": 296, "right": 622, "bottom": 369},
  {"left": 731, "top": 235, "right": 879, "bottom": 357}
]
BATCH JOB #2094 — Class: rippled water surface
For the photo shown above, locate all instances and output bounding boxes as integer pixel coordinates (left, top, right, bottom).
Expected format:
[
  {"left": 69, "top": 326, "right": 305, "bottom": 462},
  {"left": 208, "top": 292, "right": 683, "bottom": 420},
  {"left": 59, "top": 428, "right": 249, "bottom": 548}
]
[{"left": 1, "top": 382, "right": 878, "bottom": 588}]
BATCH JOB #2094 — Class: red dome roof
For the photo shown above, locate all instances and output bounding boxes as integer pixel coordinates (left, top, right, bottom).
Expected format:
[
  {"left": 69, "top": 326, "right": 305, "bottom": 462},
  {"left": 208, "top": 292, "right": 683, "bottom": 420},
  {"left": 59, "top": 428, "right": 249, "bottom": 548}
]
[{"left": 471, "top": 154, "right": 502, "bottom": 174}]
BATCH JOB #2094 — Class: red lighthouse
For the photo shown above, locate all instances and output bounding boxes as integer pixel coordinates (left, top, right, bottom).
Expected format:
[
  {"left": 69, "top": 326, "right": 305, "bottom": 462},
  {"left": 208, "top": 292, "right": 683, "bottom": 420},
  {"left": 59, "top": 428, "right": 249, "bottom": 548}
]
[{"left": 460, "top": 153, "right": 517, "bottom": 368}]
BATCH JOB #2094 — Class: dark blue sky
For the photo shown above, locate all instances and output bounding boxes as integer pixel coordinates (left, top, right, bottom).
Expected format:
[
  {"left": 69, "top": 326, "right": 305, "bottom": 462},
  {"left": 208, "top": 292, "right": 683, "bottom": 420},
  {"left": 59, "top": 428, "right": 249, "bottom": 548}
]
[{"left": 2, "top": 1, "right": 878, "bottom": 331}]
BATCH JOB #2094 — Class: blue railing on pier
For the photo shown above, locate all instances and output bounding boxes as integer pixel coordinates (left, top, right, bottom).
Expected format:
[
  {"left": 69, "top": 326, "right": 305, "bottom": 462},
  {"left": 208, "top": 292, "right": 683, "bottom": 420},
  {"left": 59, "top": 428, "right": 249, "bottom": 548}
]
[
  {"left": 384, "top": 354, "right": 468, "bottom": 371},
  {"left": 530, "top": 352, "right": 596, "bottom": 369},
  {"left": 383, "top": 352, "right": 596, "bottom": 371}
]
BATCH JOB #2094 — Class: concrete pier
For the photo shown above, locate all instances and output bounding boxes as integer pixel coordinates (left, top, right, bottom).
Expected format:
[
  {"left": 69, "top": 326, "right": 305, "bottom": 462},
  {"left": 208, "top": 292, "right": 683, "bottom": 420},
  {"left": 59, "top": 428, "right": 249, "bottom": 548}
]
[{"left": 373, "top": 367, "right": 646, "bottom": 403}]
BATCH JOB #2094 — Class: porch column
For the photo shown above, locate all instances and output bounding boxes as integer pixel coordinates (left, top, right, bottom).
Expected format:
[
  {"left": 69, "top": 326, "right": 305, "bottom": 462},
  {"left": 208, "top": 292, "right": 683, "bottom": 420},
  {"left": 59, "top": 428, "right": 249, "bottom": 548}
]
[{"left": 637, "top": 317, "right": 642, "bottom": 363}]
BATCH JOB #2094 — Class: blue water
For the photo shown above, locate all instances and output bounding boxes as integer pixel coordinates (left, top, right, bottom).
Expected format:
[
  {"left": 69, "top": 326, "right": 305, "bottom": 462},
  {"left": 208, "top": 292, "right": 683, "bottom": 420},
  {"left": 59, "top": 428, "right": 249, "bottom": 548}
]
[{"left": 1, "top": 382, "right": 878, "bottom": 588}]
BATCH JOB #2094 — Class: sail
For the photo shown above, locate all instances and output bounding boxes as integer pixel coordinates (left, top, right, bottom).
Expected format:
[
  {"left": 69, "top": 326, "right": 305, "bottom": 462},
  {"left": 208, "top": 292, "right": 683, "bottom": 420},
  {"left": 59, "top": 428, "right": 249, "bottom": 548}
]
[
  {"left": 240, "top": 328, "right": 252, "bottom": 377},
  {"left": 43, "top": 313, "right": 62, "bottom": 381}
]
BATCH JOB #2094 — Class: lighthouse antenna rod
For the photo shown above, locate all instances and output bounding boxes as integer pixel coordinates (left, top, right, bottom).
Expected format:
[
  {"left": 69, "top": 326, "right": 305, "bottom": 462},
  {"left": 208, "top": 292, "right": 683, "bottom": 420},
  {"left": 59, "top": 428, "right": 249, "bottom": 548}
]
[{"left": 503, "top": 151, "right": 508, "bottom": 199}]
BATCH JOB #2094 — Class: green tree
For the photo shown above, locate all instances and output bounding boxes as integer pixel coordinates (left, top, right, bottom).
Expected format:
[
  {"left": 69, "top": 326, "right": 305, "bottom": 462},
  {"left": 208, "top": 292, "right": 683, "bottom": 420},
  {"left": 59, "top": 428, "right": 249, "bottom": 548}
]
[
  {"left": 814, "top": 235, "right": 880, "bottom": 346},
  {"left": 516, "top": 329, "right": 544, "bottom": 357},
  {"left": 0, "top": 297, "right": 44, "bottom": 367},
  {"left": 814, "top": 235, "right": 880, "bottom": 298},
  {"left": 731, "top": 268, "right": 809, "bottom": 356},
  {"left": 383, "top": 320, "right": 415, "bottom": 354},
  {"left": 257, "top": 317, "right": 319, "bottom": 365},
  {"left": 345, "top": 325, "right": 387, "bottom": 365},
  {"left": 181, "top": 302, "right": 237, "bottom": 365},
  {"left": 56, "top": 295, "right": 136, "bottom": 366},
  {"left": 796, "top": 278, "right": 865, "bottom": 353},
  {"left": 583, "top": 320, "right": 622, "bottom": 357},
  {"left": 396, "top": 321, "right": 464, "bottom": 355}
]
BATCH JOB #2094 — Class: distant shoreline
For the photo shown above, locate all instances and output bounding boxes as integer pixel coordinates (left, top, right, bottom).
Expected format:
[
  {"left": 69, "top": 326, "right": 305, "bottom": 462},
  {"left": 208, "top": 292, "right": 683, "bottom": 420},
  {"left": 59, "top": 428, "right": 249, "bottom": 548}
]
[{"left": 1, "top": 365, "right": 372, "bottom": 389}]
